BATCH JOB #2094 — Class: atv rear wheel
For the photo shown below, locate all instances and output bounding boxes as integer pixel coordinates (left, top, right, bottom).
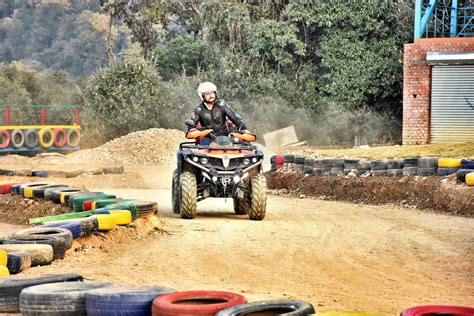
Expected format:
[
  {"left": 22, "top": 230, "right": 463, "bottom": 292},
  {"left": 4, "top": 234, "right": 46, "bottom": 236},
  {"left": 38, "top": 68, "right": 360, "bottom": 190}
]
[
  {"left": 233, "top": 197, "right": 250, "bottom": 215},
  {"left": 249, "top": 174, "right": 267, "bottom": 220},
  {"left": 171, "top": 169, "right": 180, "bottom": 214},
  {"left": 179, "top": 171, "right": 197, "bottom": 219}
]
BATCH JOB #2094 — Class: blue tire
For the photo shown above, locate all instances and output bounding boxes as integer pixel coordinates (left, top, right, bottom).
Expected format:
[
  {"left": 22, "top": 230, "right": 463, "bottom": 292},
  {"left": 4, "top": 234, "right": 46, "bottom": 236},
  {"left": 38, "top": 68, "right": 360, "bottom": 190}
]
[
  {"left": 7, "top": 251, "right": 32, "bottom": 274},
  {"left": 461, "top": 159, "right": 474, "bottom": 169},
  {"left": 437, "top": 168, "right": 458, "bottom": 176},
  {"left": 41, "top": 222, "right": 82, "bottom": 239},
  {"left": 86, "top": 286, "right": 176, "bottom": 316},
  {"left": 32, "top": 170, "right": 49, "bottom": 177}
]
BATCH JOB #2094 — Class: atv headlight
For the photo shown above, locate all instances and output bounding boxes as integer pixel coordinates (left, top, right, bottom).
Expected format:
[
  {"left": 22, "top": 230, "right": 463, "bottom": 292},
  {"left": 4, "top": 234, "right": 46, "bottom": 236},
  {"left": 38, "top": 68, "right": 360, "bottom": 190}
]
[
  {"left": 252, "top": 157, "right": 257, "bottom": 163},
  {"left": 200, "top": 157, "right": 208, "bottom": 164},
  {"left": 243, "top": 158, "right": 250, "bottom": 165},
  {"left": 192, "top": 156, "right": 199, "bottom": 162}
]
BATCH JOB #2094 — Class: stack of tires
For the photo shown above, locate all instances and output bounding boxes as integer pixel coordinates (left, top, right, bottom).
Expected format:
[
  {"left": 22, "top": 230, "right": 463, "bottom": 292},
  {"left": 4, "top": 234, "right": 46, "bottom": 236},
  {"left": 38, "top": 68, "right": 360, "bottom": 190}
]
[
  {"left": 402, "top": 158, "right": 418, "bottom": 176},
  {"left": 0, "top": 128, "right": 80, "bottom": 151},
  {"left": 437, "top": 158, "right": 461, "bottom": 176},
  {"left": 370, "top": 160, "right": 388, "bottom": 177},
  {"left": 457, "top": 159, "right": 474, "bottom": 186},
  {"left": 387, "top": 159, "right": 403, "bottom": 176},
  {"left": 344, "top": 159, "right": 359, "bottom": 175},
  {"left": 418, "top": 157, "right": 439, "bottom": 176}
]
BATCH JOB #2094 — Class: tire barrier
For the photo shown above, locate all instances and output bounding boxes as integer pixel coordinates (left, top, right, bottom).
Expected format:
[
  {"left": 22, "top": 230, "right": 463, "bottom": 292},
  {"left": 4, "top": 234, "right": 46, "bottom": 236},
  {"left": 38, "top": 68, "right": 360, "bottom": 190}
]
[
  {"left": 0, "top": 129, "right": 10, "bottom": 148},
  {"left": 86, "top": 285, "right": 176, "bottom": 316},
  {"left": 0, "top": 274, "right": 83, "bottom": 313},
  {"left": 10, "top": 129, "right": 24, "bottom": 148},
  {"left": 13, "top": 227, "right": 73, "bottom": 251},
  {"left": 2, "top": 234, "right": 70, "bottom": 260},
  {"left": 466, "top": 172, "right": 474, "bottom": 186},
  {"left": 20, "top": 183, "right": 49, "bottom": 197},
  {"left": 42, "top": 221, "right": 83, "bottom": 239},
  {"left": 400, "top": 305, "right": 474, "bottom": 316},
  {"left": 0, "top": 169, "right": 14, "bottom": 176},
  {"left": 152, "top": 290, "right": 247, "bottom": 316},
  {"left": 19, "top": 281, "right": 112, "bottom": 315},
  {"left": 32, "top": 184, "right": 65, "bottom": 200},
  {"left": 271, "top": 155, "right": 474, "bottom": 186},
  {"left": 216, "top": 299, "right": 316, "bottom": 316}
]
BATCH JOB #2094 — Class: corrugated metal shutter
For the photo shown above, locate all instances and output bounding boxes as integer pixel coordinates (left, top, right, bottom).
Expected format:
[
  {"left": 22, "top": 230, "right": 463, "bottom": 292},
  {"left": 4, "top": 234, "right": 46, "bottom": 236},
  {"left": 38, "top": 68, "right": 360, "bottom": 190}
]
[{"left": 431, "top": 65, "right": 474, "bottom": 143}]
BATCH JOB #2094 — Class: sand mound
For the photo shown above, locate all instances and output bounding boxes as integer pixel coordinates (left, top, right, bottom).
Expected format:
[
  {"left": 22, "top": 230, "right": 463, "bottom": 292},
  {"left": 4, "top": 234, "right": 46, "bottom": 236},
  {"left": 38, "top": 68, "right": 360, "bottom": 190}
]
[{"left": 69, "top": 128, "right": 187, "bottom": 166}]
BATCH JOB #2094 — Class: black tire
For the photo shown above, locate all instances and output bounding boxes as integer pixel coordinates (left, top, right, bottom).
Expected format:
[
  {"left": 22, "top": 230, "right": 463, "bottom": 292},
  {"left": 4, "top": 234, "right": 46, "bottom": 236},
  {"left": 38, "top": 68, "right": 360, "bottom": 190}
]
[
  {"left": 387, "top": 169, "right": 403, "bottom": 177},
  {"left": 437, "top": 168, "right": 458, "bottom": 176},
  {"left": 20, "top": 183, "right": 49, "bottom": 198},
  {"left": 64, "top": 190, "right": 89, "bottom": 206},
  {"left": 233, "top": 197, "right": 250, "bottom": 215},
  {"left": 461, "top": 159, "right": 474, "bottom": 169},
  {"left": 216, "top": 299, "right": 315, "bottom": 316},
  {"left": 304, "top": 158, "right": 314, "bottom": 166},
  {"left": 86, "top": 285, "right": 175, "bottom": 316},
  {"left": 457, "top": 169, "right": 472, "bottom": 182},
  {"left": 180, "top": 171, "right": 197, "bottom": 219},
  {"left": 10, "top": 129, "right": 25, "bottom": 149},
  {"left": 171, "top": 169, "right": 180, "bottom": 214},
  {"left": 372, "top": 170, "right": 387, "bottom": 177},
  {"left": 387, "top": 159, "right": 403, "bottom": 169},
  {"left": 0, "top": 244, "right": 53, "bottom": 266},
  {"left": 41, "top": 221, "right": 82, "bottom": 240},
  {"left": 19, "top": 281, "right": 112, "bottom": 315},
  {"left": 50, "top": 188, "right": 82, "bottom": 204},
  {"left": 313, "top": 159, "right": 323, "bottom": 168},
  {"left": 14, "top": 227, "right": 73, "bottom": 251},
  {"left": 24, "top": 129, "right": 39, "bottom": 148},
  {"left": 249, "top": 174, "right": 266, "bottom": 220},
  {"left": 321, "top": 167, "right": 332, "bottom": 175},
  {"left": 320, "top": 159, "right": 333, "bottom": 168},
  {"left": 284, "top": 155, "right": 295, "bottom": 163},
  {"left": 357, "top": 161, "right": 371, "bottom": 170},
  {"left": 418, "top": 167, "right": 437, "bottom": 176},
  {"left": 344, "top": 159, "right": 359, "bottom": 170},
  {"left": 418, "top": 157, "right": 439, "bottom": 168},
  {"left": 303, "top": 166, "right": 313, "bottom": 174},
  {"left": 294, "top": 156, "right": 305, "bottom": 165},
  {"left": 403, "top": 157, "right": 419, "bottom": 168},
  {"left": 7, "top": 251, "right": 32, "bottom": 274},
  {"left": 332, "top": 158, "right": 345, "bottom": 168},
  {"left": 313, "top": 168, "right": 322, "bottom": 176},
  {"left": 403, "top": 167, "right": 418, "bottom": 176},
  {"left": 370, "top": 160, "right": 387, "bottom": 170},
  {"left": 32, "top": 184, "right": 66, "bottom": 200},
  {"left": 68, "top": 192, "right": 104, "bottom": 208},
  {"left": 293, "top": 164, "right": 304, "bottom": 172},
  {"left": 44, "top": 186, "right": 69, "bottom": 201},
  {"left": 331, "top": 167, "right": 343, "bottom": 175},
  {"left": 270, "top": 163, "right": 277, "bottom": 171},
  {"left": 0, "top": 274, "right": 83, "bottom": 313}
]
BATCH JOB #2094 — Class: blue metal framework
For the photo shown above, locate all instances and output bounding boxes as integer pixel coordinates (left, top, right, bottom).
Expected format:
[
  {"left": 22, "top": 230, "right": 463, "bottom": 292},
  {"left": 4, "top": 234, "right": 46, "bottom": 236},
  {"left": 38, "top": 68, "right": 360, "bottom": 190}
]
[{"left": 414, "top": 0, "right": 474, "bottom": 38}]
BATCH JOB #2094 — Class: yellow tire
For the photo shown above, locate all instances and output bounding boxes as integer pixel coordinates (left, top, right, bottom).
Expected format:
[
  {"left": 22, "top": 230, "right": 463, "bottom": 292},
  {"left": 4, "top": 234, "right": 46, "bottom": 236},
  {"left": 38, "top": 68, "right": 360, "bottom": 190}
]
[
  {"left": 39, "top": 128, "right": 55, "bottom": 148},
  {"left": 95, "top": 214, "right": 116, "bottom": 230},
  {"left": 92, "top": 201, "right": 98, "bottom": 210},
  {"left": 438, "top": 158, "right": 462, "bottom": 168},
  {"left": 24, "top": 187, "right": 35, "bottom": 199},
  {"left": 60, "top": 192, "right": 67, "bottom": 204},
  {"left": 0, "top": 249, "right": 7, "bottom": 266},
  {"left": 109, "top": 210, "right": 132, "bottom": 225},
  {"left": 466, "top": 172, "right": 474, "bottom": 186},
  {"left": 0, "top": 265, "right": 10, "bottom": 277}
]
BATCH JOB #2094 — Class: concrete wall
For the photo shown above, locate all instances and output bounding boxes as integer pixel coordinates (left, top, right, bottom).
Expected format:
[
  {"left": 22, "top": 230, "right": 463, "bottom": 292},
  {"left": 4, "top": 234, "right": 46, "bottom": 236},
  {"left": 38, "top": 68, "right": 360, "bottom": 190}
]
[{"left": 403, "top": 38, "right": 474, "bottom": 145}]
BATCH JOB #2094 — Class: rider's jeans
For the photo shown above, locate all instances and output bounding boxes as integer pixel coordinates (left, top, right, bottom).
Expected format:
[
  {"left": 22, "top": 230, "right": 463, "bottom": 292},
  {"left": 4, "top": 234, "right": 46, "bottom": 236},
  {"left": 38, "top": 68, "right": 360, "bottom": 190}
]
[{"left": 200, "top": 137, "right": 213, "bottom": 145}]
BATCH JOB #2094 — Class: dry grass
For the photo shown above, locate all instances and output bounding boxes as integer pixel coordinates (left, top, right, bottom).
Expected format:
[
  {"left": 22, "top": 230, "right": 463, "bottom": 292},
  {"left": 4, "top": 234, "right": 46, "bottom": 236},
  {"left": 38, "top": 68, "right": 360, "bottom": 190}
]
[{"left": 283, "top": 142, "right": 474, "bottom": 159}]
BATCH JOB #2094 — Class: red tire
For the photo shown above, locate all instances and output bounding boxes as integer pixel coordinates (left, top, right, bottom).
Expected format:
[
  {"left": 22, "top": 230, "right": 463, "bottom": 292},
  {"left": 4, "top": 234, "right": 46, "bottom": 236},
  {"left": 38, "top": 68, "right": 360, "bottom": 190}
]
[
  {"left": 53, "top": 128, "right": 67, "bottom": 147},
  {"left": 152, "top": 291, "right": 246, "bottom": 316},
  {"left": 274, "top": 155, "right": 285, "bottom": 165},
  {"left": 400, "top": 305, "right": 474, "bottom": 316},
  {"left": 82, "top": 200, "right": 96, "bottom": 211},
  {"left": 0, "top": 129, "right": 10, "bottom": 149},
  {"left": 0, "top": 183, "right": 18, "bottom": 194}
]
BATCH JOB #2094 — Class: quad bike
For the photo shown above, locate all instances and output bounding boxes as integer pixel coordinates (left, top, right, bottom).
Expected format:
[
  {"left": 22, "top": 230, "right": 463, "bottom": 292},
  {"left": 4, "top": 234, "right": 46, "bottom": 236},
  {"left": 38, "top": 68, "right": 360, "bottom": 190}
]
[{"left": 172, "top": 122, "right": 266, "bottom": 220}]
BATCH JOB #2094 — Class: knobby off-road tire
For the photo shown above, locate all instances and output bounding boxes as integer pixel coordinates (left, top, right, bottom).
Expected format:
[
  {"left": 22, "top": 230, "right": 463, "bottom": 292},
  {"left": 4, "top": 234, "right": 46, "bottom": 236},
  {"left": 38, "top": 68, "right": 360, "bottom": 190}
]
[
  {"left": 233, "top": 197, "right": 250, "bottom": 215},
  {"left": 180, "top": 171, "right": 197, "bottom": 219},
  {"left": 249, "top": 174, "right": 267, "bottom": 221},
  {"left": 171, "top": 169, "right": 180, "bottom": 214}
]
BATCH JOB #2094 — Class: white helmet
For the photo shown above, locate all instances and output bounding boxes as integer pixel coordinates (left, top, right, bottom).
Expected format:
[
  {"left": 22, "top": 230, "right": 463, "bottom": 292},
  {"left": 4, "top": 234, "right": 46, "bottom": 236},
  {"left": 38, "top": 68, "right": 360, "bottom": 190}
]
[{"left": 197, "top": 82, "right": 217, "bottom": 100}]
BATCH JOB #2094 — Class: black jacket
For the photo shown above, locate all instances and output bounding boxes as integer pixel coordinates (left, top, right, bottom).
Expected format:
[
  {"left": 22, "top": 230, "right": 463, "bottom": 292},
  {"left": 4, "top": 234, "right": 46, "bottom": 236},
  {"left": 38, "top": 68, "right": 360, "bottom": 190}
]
[{"left": 188, "top": 99, "right": 247, "bottom": 136}]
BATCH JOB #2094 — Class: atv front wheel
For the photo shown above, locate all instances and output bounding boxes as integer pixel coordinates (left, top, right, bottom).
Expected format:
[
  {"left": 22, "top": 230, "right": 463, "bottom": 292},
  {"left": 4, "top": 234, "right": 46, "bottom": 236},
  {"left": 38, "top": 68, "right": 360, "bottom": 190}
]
[
  {"left": 179, "top": 171, "right": 197, "bottom": 219},
  {"left": 171, "top": 169, "right": 180, "bottom": 214},
  {"left": 249, "top": 174, "right": 267, "bottom": 220},
  {"left": 233, "top": 197, "right": 250, "bottom": 215}
]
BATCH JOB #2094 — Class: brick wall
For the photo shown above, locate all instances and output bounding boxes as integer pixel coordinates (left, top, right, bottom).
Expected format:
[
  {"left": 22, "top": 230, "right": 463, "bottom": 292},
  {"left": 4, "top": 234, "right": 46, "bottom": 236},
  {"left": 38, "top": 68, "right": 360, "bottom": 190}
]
[{"left": 403, "top": 38, "right": 474, "bottom": 145}]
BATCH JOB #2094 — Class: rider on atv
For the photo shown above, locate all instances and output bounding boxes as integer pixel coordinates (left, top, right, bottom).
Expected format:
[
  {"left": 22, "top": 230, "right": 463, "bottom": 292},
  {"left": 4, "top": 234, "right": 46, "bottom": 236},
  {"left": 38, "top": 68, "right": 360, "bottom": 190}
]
[{"left": 186, "top": 82, "right": 248, "bottom": 144}]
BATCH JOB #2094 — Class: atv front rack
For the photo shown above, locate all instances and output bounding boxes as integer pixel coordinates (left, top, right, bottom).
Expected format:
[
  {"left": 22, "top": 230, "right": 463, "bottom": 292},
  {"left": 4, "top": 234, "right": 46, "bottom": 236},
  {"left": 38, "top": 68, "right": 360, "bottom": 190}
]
[{"left": 179, "top": 141, "right": 257, "bottom": 151}]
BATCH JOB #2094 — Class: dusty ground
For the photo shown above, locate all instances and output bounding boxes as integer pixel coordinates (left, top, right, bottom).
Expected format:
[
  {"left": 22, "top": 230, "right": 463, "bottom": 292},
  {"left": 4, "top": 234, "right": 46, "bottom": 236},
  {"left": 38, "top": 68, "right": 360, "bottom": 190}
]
[{"left": 0, "top": 134, "right": 473, "bottom": 313}]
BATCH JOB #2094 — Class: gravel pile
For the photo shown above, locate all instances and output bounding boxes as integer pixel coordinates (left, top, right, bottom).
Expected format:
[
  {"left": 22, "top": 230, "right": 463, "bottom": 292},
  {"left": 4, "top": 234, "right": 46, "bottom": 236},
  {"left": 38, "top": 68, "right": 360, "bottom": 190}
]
[{"left": 68, "top": 128, "right": 187, "bottom": 166}]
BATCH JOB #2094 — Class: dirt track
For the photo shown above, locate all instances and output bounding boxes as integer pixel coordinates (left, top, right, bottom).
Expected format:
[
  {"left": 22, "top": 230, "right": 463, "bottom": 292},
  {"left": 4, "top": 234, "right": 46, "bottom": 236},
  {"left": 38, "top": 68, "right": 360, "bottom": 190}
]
[{"left": 2, "top": 178, "right": 473, "bottom": 314}]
